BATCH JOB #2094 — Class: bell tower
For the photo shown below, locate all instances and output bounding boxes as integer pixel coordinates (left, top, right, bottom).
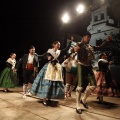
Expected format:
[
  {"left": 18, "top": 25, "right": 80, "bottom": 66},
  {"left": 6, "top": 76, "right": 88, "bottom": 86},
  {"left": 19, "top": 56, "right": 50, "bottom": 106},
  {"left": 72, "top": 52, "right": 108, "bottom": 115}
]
[{"left": 87, "top": 4, "right": 120, "bottom": 46}]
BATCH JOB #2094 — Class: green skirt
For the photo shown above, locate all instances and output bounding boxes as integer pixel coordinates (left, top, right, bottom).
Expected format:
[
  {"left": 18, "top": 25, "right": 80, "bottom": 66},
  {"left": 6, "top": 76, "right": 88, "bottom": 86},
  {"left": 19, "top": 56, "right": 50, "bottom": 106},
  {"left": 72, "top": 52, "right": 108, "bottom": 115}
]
[{"left": 0, "top": 67, "right": 18, "bottom": 88}]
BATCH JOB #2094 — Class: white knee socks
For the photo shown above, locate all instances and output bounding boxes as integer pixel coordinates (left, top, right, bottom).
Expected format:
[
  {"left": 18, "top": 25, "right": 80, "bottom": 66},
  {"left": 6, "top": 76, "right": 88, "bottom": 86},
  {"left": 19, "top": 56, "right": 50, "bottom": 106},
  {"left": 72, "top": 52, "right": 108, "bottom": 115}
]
[
  {"left": 76, "top": 87, "right": 83, "bottom": 109},
  {"left": 23, "top": 84, "right": 27, "bottom": 94},
  {"left": 82, "top": 86, "right": 95, "bottom": 103},
  {"left": 27, "top": 83, "right": 32, "bottom": 93}
]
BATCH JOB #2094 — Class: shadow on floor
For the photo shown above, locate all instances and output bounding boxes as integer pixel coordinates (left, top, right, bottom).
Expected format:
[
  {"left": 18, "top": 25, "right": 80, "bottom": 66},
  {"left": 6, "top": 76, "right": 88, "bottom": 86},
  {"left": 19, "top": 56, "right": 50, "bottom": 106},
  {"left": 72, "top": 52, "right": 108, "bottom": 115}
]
[
  {"left": 38, "top": 100, "right": 59, "bottom": 107},
  {"left": 90, "top": 100, "right": 119, "bottom": 109},
  {"left": 0, "top": 90, "right": 14, "bottom": 93}
]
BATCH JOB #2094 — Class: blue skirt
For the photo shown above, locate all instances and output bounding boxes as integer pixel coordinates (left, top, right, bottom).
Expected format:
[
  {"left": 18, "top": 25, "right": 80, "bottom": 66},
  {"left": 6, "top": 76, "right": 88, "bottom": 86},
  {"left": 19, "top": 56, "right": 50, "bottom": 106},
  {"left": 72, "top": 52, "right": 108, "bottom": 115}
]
[{"left": 30, "top": 63, "right": 65, "bottom": 99}]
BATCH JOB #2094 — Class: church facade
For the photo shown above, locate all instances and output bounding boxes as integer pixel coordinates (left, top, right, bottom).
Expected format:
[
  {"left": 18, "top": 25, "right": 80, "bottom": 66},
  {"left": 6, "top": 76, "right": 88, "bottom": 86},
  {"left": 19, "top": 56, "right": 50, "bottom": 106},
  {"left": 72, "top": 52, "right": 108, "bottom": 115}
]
[{"left": 87, "top": 4, "right": 120, "bottom": 46}]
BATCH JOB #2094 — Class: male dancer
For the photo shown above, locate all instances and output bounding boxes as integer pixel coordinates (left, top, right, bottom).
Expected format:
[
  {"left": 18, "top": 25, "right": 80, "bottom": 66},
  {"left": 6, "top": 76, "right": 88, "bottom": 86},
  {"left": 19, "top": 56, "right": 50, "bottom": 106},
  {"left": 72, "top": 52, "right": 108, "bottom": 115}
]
[
  {"left": 15, "top": 46, "right": 39, "bottom": 98},
  {"left": 75, "top": 32, "right": 112, "bottom": 114}
]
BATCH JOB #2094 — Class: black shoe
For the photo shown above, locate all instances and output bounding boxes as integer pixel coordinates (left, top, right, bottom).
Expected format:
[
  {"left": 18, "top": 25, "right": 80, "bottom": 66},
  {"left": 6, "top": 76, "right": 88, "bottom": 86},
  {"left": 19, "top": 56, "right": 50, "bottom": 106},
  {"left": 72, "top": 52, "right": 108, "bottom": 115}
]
[
  {"left": 98, "top": 100, "right": 104, "bottom": 104},
  {"left": 4, "top": 89, "right": 8, "bottom": 92},
  {"left": 80, "top": 99, "right": 88, "bottom": 109},
  {"left": 7, "top": 89, "right": 11, "bottom": 92},
  {"left": 42, "top": 101, "right": 48, "bottom": 106},
  {"left": 76, "top": 108, "right": 82, "bottom": 114},
  {"left": 96, "top": 96, "right": 99, "bottom": 99},
  {"left": 47, "top": 99, "right": 52, "bottom": 103}
]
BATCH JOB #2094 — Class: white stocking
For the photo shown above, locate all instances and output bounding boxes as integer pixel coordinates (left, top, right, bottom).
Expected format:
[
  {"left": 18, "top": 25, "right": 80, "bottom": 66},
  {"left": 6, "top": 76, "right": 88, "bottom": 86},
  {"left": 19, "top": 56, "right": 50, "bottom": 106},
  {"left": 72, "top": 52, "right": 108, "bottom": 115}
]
[
  {"left": 23, "top": 84, "right": 28, "bottom": 94},
  {"left": 82, "top": 86, "right": 95, "bottom": 103},
  {"left": 65, "top": 84, "right": 70, "bottom": 98},
  {"left": 68, "top": 85, "right": 75, "bottom": 95},
  {"left": 76, "top": 87, "right": 83, "bottom": 109},
  {"left": 27, "top": 83, "right": 32, "bottom": 93}
]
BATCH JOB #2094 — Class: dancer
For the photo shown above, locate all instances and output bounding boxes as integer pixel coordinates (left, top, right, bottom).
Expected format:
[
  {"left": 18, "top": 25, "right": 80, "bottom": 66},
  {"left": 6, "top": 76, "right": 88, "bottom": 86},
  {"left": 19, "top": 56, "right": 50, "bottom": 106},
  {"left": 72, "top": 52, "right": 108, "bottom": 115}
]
[
  {"left": 74, "top": 32, "right": 112, "bottom": 114},
  {"left": 15, "top": 46, "right": 40, "bottom": 98},
  {"left": 0, "top": 53, "right": 17, "bottom": 92},
  {"left": 30, "top": 39, "right": 73, "bottom": 106},
  {"left": 95, "top": 53, "right": 111, "bottom": 103},
  {"left": 62, "top": 50, "right": 78, "bottom": 99}
]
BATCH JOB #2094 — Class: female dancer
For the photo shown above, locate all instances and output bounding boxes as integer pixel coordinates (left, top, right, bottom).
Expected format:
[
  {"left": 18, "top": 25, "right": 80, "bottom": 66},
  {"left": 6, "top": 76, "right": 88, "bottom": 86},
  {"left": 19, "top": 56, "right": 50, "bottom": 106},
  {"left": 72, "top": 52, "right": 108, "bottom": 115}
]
[
  {"left": 30, "top": 40, "right": 73, "bottom": 106},
  {"left": 62, "top": 50, "right": 78, "bottom": 99},
  {"left": 0, "top": 53, "right": 17, "bottom": 92},
  {"left": 95, "top": 53, "right": 111, "bottom": 103}
]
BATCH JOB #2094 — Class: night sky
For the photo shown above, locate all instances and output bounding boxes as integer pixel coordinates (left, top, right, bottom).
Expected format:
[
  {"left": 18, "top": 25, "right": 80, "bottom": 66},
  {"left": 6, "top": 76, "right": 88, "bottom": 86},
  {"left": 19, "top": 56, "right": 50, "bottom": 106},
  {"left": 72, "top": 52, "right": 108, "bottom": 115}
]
[{"left": 0, "top": 0, "right": 120, "bottom": 70}]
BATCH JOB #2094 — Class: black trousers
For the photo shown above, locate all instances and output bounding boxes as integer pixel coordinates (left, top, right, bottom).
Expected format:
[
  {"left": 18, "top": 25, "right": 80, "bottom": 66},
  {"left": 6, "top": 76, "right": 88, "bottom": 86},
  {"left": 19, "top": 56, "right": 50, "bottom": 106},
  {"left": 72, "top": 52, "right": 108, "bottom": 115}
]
[{"left": 22, "top": 69, "right": 34, "bottom": 84}]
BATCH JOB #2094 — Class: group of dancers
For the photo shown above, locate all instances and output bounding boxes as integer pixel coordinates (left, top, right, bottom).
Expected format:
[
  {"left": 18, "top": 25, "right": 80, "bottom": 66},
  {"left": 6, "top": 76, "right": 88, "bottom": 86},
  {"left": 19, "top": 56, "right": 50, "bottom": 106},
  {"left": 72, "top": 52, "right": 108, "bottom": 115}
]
[{"left": 0, "top": 31, "right": 112, "bottom": 114}]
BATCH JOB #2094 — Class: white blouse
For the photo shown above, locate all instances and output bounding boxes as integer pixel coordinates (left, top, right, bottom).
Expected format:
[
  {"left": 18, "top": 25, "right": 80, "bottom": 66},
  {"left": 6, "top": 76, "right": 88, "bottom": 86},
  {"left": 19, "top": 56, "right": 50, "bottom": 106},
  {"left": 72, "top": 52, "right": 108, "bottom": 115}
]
[
  {"left": 6, "top": 58, "right": 16, "bottom": 69},
  {"left": 47, "top": 49, "right": 61, "bottom": 59}
]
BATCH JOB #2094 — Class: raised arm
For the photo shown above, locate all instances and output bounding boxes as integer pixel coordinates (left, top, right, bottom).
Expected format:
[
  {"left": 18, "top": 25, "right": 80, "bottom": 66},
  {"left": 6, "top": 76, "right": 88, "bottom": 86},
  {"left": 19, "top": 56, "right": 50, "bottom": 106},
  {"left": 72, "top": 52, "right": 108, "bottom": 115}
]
[
  {"left": 61, "top": 40, "right": 73, "bottom": 55},
  {"left": 93, "top": 35, "right": 112, "bottom": 51}
]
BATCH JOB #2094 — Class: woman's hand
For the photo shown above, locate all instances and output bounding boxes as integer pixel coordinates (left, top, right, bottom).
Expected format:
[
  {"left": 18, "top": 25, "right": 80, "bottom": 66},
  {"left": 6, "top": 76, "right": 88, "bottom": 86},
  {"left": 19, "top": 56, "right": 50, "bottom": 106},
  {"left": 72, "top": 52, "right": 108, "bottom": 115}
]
[
  {"left": 12, "top": 68, "right": 16, "bottom": 72},
  {"left": 48, "top": 56, "right": 52, "bottom": 60},
  {"left": 64, "top": 62, "right": 68, "bottom": 65}
]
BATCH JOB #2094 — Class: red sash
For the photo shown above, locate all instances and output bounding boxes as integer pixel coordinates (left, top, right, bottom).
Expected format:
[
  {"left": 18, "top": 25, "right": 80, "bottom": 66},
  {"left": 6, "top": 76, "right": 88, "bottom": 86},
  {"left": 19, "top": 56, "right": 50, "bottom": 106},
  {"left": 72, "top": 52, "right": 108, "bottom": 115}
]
[{"left": 26, "top": 63, "right": 34, "bottom": 70}]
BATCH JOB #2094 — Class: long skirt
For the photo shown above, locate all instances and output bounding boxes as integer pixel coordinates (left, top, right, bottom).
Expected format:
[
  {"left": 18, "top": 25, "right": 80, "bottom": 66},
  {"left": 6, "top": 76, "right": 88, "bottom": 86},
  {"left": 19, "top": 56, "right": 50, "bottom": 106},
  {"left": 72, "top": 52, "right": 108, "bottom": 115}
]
[
  {"left": 94, "top": 71, "right": 109, "bottom": 96},
  {"left": 0, "top": 67, "right": 18, "bottom": 88},
  {"left": 30, "top": 63, "right": 65, "bottom": 99}
]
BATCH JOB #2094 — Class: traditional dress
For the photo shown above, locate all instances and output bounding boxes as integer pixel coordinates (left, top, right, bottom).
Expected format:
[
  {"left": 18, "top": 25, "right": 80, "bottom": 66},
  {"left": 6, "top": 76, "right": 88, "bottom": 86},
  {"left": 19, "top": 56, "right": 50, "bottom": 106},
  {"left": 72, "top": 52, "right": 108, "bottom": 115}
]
[
  {"left": 30, "top": 49, "right": 65, "bottom": 99},
  {"left": 0, "top": 58, "right": 18, "bottom": 88},
  {"left": 75, "top": 39, "right": 111, "bottom": 113},
  {"left": 62, "top": 53, "right": 78, "bottom": 98},
  {"left": 15, "top": 53, "right": 40, "bottom": 98},
  {"left": 94, "top": 58, "right": 112, "bottom": 103},
  {"left": 30, "top": 41, "right": 72, "bottom": 100}
]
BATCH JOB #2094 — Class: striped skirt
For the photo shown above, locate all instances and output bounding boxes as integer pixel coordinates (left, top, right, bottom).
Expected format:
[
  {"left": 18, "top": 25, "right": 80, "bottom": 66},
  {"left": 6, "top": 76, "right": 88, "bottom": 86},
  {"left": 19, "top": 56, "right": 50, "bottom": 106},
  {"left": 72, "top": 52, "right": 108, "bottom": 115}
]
[
  {"left": 0, "top": 67, "right": 18, "bottom": 88},
  {"left": 30, "top": 63, "right": 65, "bottom": 99}
]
